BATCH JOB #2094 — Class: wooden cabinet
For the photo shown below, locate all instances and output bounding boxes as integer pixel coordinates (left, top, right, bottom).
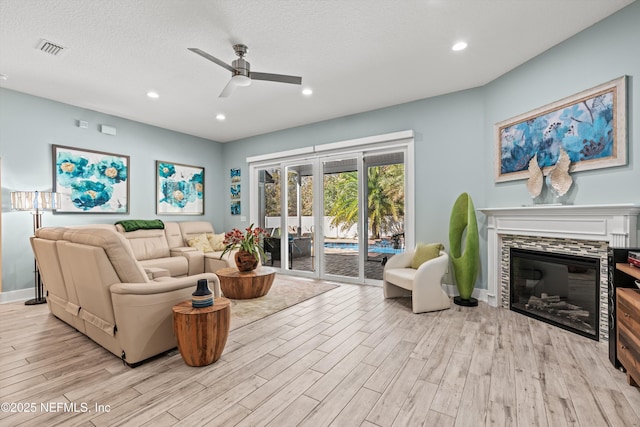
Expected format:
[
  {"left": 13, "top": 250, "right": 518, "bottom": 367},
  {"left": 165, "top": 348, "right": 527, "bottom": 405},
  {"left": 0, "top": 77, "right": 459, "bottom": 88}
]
[
  {"left": 616, "top": 263, "right": 640, "bottom": 281},
  {"left": 617, "top": 288, "right": 640, "bottom": 387}
]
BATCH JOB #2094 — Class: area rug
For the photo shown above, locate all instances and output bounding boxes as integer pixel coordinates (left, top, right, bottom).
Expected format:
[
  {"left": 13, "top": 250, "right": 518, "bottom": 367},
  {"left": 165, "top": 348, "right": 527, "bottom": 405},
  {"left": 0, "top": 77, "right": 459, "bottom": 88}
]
[{"left": 227, "top": 275, "right": 339, "bottom": 330}]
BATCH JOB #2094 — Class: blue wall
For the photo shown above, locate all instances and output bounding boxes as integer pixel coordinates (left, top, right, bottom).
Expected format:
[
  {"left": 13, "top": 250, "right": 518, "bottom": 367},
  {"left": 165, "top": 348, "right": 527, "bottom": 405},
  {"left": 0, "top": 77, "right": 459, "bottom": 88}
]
[
  {"left": 2, "top": 1, "right": 639, "bottom": 296},
  {"left": 484, "top": 2, "right": 640, "bottom": 207},
  {"left": 222, "top": 87, "right": 486, "bottom": 251},
  {"left": 0, "top": 89, "right": 225, "bottom": 292}
]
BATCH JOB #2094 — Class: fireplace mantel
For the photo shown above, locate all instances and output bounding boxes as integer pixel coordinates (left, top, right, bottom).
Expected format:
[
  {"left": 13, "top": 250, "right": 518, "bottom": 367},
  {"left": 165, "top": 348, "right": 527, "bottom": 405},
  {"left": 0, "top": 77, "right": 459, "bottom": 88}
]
[{"left": 479, "top": 204, "right": 640, "bottom": 307}]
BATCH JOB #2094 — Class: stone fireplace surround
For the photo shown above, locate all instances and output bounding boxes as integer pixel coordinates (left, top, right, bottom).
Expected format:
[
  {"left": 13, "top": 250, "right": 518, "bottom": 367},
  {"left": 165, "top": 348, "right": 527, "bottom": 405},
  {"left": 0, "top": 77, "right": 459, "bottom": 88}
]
[{"left": 479, "top": 204, "right": 640, "bottom": 342}]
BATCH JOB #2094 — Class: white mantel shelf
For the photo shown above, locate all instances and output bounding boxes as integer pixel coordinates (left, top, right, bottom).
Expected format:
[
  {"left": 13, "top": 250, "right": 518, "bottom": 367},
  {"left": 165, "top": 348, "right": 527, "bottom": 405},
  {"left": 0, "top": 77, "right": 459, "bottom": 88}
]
[
  {"left": 479, "top": 204, "right": 640, "bottom": 307},
  {"left": 480, "top": 203, "right": 640, "bottom": 216}
]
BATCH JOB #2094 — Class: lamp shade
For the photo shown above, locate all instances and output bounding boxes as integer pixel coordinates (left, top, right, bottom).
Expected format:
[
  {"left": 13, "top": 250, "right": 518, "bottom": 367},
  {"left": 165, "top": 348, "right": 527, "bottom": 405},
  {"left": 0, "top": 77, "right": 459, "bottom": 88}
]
[{"left": 11, "top": 191, "right": 60, "bottom": 212}]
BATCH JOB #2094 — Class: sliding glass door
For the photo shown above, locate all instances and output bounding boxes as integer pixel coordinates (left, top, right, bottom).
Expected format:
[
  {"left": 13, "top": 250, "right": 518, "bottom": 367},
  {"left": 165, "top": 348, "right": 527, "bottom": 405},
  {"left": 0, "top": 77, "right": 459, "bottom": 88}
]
[
  {"left": 363, "top": 152, "right": 405, "bottom": 280},
  {"left": 284, "top": 162, "right": 315, "bottom": 274},
  {"left": 322, "top": 156, "right": 363, "bottom": 281},
  {"left": 251, "top": 136, "right": 411, "bottom": 284}
]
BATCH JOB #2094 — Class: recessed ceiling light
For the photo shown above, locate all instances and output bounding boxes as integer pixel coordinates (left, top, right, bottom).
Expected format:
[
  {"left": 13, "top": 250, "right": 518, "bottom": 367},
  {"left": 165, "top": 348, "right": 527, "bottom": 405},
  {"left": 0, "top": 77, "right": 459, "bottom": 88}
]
[
  {"left": 147, "top": 91, "right": 159, "bottom": 99},
  {"left": 452, "top": 41, "right": 468, "bottom": 51},
  {"left": 0, "top": 74, "right": 7, "bottom": 81},
  {"left": 302, "top": 88, "right": 313, "bottom": 96},
  {"left": 216, "top": 114, "right": 226, "bottom": 121}
]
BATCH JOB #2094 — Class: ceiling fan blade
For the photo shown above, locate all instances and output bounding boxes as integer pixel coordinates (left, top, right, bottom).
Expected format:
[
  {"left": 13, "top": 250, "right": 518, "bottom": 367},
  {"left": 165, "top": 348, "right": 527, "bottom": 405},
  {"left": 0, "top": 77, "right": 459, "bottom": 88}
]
[
  {"left": 251, "top": 72, "right": 302, "bottom": 85},
  {"left": 219, "top": 79, "right": 237, "bottom": 98},
  {"left": 188, "top": 48, "right": 235, "bottom": 73}
]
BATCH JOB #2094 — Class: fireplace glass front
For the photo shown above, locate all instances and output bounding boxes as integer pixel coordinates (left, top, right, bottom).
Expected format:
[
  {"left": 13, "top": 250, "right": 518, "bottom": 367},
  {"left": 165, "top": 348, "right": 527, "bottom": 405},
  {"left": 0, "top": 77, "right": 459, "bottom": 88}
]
[{"left": 510, "top": 248, "right": 600, "bottom": 340}]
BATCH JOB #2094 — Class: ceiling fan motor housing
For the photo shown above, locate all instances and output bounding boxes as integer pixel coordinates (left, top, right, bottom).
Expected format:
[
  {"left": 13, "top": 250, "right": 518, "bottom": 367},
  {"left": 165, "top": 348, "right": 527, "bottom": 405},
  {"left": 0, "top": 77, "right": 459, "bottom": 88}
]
[{"left": 232, "top": 57, "right": 250, "bottom": 78}]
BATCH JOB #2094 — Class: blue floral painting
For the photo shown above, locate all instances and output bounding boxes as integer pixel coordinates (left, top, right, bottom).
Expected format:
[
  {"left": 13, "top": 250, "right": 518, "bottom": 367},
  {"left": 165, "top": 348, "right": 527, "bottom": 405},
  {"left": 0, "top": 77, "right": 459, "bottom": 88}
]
[
  {"left": 156, "top": 161, "right": 204, "bottom": 214},
  {"left": 231, "top": 168, "right": 241, "bottom": 183},
  {"left": 230, "top": 184, "right": 240, "bottom": 200},
  {"left": 53, "top": 145, "right": 129, "bottom": 213},
  {"left": 495, "top": 77, "right": 626, "bottom": 182}
]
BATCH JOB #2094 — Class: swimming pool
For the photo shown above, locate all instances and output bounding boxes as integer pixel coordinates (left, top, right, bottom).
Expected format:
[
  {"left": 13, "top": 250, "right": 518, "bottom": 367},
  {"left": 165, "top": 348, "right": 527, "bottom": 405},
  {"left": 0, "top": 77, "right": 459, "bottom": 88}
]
[{"left": 323, "top": 242, "right": 403, "bottom": 254}]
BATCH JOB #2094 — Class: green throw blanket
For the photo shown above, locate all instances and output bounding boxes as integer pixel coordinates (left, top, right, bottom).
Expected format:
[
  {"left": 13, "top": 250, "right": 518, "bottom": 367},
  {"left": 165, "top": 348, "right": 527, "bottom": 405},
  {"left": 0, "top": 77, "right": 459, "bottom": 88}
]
[{"left": 115, "top": 219, "right": 165, "bottom": 232}]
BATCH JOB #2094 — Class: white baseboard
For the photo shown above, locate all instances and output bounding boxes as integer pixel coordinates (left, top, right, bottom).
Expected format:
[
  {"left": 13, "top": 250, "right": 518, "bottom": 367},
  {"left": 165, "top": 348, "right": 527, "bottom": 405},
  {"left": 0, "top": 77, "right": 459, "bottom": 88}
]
[
  {"left": 0, "top": 288, "right": 34, "bottom": 304},
  {"left": 444, "top": 284, "right": 488, "bottom": 304}
]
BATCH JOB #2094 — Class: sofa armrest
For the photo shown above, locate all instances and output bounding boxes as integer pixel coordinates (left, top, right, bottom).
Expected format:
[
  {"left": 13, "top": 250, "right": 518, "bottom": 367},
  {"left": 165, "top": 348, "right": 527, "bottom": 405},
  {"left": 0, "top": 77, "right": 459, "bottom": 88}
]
[
  {"left": 171, "top": 247, "right": 205, "bottom": 275},
  {"left": 170, "top": 247, "right": 197, "bottom": 255},
  {"left": 110, "top": 272, "right": 221, "bottom": 364},
  {"left": 144, "top": 267, "right": 171, "bottom": 280},
  {"left": 110, "top": 273, "right": 220, "bottom": 297}
]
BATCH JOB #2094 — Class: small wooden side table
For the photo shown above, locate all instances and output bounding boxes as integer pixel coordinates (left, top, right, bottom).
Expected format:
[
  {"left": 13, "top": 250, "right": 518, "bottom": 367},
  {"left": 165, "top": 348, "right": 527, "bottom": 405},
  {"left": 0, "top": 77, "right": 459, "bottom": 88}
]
[
  {"left": 217, "top": 267, "right": 276, "bottom": 299},
  {"left": 172, "top": 297, "right": 231, "bottom": 367}
]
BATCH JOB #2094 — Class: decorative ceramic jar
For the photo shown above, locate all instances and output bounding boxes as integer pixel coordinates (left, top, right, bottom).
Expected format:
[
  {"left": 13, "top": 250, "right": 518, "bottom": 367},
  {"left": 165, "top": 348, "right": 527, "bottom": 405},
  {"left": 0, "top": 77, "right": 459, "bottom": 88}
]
[
  {"left": 235, "top": 250, "right": 259, "bottom": 272},
  {"left": 192, "top": 279, "right": 213, "bottom": 308}
]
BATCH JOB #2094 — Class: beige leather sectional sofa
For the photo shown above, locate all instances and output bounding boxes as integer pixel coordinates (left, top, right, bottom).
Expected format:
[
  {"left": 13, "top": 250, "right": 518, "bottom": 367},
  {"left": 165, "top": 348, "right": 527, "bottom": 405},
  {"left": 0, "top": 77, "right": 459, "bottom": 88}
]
[
  {"left": 110, "top": 220, "right": 235, "bottom": 277},
  {"left": 30, "top": 221, "right": 234, "bottom": 365}
]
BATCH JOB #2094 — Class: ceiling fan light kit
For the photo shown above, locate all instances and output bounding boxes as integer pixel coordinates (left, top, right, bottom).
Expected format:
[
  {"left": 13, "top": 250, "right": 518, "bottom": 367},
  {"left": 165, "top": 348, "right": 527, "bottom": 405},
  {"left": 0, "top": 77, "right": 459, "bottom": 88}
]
[{"left": 188, "top": 44, "right": 302, "bottom": 97}]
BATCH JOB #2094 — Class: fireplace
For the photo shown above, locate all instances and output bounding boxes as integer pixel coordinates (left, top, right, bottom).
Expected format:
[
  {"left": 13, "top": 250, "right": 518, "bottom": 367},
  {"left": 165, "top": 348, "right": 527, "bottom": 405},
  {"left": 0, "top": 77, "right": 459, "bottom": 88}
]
[
  {"left": 480, "top": 204, "right": 640, "bottom": 342},
  {"left": 510, "top": 248, "right": 599, "bottom": 340}
]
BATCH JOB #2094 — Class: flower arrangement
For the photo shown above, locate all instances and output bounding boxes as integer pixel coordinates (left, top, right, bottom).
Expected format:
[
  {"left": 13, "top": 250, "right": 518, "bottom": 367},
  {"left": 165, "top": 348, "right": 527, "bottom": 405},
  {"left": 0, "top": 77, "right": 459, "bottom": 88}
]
[{"left": 220, "top": 224, "right": 268, "bottom": 262}]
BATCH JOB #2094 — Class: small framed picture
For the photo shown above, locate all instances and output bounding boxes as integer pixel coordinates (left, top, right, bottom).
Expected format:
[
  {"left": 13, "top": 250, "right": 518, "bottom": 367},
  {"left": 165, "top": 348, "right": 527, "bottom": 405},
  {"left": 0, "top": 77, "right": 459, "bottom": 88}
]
[
  {"left": 231, "top": 168, "right": 241, "bottom": 183},
  {"left": 230, "top": 184, "right": 241, "bottom": 200}
]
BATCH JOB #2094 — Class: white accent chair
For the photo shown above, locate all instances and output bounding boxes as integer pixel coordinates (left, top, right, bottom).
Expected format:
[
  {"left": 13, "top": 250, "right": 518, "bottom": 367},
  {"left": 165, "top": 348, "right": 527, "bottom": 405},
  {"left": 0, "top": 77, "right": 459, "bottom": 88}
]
[{"left": 383, "top": 249, "right": 451, "bottom": 313}]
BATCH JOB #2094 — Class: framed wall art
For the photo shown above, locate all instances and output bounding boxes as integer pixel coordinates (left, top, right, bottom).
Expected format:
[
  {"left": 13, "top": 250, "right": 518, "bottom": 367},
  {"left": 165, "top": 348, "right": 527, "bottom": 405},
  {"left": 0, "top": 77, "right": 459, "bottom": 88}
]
[
  {"left": 231, "top": 168, "right": 241, "bottom": 183},
  {"left": 156, "top": 161, "right": 204, "bottom": 215},
  {"left": 495, "top": 76, "right": 627, "bottom": 182},
  {"left": 53, "top": 145, "right": 130, "bottom": 213},
  {"left": 230, "top": 168, "right": 241, "bottom": 215},
  {"left": 231, "top": 183, "right": 240, "bottom": 200}
]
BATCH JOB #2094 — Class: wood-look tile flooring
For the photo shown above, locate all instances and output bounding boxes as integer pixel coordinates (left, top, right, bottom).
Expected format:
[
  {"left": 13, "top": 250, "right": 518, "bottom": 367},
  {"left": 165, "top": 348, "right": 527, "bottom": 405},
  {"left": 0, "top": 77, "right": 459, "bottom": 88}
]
[{"left": 1, "top": 282, "right": 640, "bottom": 426}]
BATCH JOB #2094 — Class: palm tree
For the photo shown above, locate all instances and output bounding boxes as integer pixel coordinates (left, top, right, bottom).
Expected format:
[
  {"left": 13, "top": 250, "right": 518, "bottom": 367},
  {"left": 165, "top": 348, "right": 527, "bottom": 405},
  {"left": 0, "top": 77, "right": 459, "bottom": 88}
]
[{"left": 327, "top": 164, "right": 404, "bottom": 239}]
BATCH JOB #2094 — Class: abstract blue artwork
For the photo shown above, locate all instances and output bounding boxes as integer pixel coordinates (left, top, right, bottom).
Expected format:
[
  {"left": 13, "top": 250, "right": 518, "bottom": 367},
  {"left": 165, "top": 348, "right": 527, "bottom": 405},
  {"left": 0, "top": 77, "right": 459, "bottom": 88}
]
[
  {"left": 156, "top": 161, "right": 204, "bottom": 214},
  {"left": 495, "top": 77, "right": 627, "bottom": 182},
  {"left": 230, "top": 184, "right": 240, "bottom": 200},
  {"left": 53, "top": 145, "right": 129, "bottom": 213}
]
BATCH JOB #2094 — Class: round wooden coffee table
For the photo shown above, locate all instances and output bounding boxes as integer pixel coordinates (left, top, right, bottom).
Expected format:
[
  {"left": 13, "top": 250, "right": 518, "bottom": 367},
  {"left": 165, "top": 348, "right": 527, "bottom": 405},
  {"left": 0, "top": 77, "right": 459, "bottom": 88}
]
[
  {"left": 172, "top": 297, "right": 231, "bottom": 367},
  {"left": 216, "top": 267, "right": 276, "bottom": 299}
]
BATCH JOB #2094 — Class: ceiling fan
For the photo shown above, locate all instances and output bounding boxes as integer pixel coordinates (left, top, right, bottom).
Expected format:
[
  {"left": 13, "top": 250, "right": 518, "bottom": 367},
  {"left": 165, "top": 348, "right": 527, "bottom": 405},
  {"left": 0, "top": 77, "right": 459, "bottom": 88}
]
[{"left": 188, "top": 44, "right": 302, "bottom": 98}]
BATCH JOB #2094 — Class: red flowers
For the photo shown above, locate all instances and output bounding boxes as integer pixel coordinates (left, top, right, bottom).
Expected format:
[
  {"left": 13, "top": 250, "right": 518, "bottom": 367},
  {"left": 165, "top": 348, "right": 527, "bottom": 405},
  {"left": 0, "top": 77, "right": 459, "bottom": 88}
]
[{"left": 220, "top": 224, "right": 267, "bottom": 260}]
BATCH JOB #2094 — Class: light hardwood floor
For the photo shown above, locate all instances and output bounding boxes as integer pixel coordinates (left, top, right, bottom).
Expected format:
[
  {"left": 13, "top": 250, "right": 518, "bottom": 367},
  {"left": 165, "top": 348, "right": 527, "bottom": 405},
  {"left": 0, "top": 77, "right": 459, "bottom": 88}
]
[{"left": 1, "top": 281, "right": 640, "bottom": 426}]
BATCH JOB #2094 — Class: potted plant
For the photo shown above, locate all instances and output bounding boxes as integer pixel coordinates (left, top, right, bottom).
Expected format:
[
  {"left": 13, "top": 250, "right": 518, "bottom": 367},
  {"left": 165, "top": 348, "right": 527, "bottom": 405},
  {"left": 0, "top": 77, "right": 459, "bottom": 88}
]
[{"left": 220, "top": 224, "right": 268, "bottom": 271}]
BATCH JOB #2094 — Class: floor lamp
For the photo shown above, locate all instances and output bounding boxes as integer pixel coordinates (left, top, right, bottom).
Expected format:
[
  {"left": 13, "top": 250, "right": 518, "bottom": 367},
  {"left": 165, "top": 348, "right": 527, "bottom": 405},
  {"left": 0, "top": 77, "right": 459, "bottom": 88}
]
[{"left": 10, "top": 190, "right": 60, "bottom": 305}]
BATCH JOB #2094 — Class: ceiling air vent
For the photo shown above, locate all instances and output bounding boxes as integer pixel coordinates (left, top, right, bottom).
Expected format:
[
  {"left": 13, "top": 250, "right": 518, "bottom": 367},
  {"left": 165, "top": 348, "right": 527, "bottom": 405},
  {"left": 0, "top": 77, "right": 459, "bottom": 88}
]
[{"left": 36, "top": 39, "right": 66, "bottom": 56}]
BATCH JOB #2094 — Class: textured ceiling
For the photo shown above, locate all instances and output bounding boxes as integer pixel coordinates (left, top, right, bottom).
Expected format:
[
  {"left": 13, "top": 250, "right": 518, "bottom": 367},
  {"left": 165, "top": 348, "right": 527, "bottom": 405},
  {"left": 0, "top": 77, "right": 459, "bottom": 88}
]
[{"left": 0, "top": 0, "right": 634, "bottom": 142}]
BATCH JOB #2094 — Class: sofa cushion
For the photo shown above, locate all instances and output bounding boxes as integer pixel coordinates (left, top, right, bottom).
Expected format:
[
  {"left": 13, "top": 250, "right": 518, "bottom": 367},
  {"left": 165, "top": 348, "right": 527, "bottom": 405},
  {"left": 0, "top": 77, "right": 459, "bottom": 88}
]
[
  {"left": 164, "top": 222, "right": 184, "bottom": 249},
  {"left": 61, "top": 228, "right": 149, "bottom": 283},
  {"left": 179, "top": 221, "right": 215, "bottom": 245},
  {"left": 207, "top": 233, "right": 226, "bottom": 251},
  {"left": 116, "top": 226, "right": 171, "bottom": 261},
  {"left": 411, "top": 243, "right": 444, "bottom": 269},
  {"left": 187, "top": 233, "right": 214, "bottom": 253}
]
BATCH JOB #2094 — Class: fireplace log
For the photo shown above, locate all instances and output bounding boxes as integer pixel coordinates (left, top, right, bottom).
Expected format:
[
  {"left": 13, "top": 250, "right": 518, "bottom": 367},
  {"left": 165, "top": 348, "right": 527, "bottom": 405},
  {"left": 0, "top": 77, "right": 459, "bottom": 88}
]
[{"left": 557, "top": 309, "right": 589, "bottom": 318}]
